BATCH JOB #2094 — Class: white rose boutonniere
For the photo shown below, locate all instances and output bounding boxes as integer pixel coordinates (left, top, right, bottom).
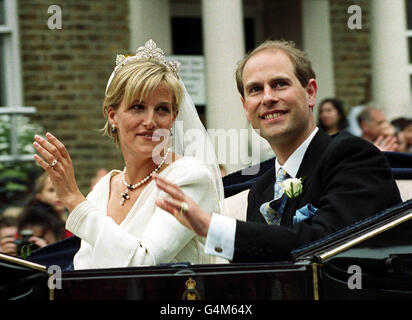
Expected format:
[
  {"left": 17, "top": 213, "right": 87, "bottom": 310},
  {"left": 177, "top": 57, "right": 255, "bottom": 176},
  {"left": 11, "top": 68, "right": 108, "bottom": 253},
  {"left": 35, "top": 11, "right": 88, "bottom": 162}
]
[{"left": 282, "top": 177, "right": 304, "bottom": 199}]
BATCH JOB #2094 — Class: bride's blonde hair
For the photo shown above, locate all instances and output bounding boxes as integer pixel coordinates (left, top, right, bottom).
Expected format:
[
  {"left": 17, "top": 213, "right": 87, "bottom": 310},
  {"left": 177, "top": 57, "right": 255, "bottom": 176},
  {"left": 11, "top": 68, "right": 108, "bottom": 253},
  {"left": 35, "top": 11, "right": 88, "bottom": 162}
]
[{"left": 102, "top": 59, "right": 183, "bottom": 144}]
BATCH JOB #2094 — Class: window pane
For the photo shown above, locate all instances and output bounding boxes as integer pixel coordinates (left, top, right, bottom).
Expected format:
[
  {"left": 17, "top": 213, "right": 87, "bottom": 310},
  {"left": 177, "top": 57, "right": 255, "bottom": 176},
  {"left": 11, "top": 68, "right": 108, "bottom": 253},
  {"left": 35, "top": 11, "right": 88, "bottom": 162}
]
[
  {"left": 407, "top": 0, "right": 412, "bottom": 30},
  {"left": 408, "top": 37, "right": 412, "bottom": 64},
  {"left": 410, "top": 74, "right": 412, "bottom": 93},
  {"left": 0, "top": 38, "right": 5, "bottom": 106},
  {"left": 0, "top": 0, "right": 4, "bottom": 25}
]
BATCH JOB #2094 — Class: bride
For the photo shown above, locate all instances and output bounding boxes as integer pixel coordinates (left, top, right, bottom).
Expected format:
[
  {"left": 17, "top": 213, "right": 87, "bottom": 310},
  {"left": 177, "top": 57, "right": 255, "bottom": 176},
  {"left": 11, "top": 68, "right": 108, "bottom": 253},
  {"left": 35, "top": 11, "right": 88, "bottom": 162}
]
[{"left": 32, "top": 40, "right": 223, "bottom": 269}]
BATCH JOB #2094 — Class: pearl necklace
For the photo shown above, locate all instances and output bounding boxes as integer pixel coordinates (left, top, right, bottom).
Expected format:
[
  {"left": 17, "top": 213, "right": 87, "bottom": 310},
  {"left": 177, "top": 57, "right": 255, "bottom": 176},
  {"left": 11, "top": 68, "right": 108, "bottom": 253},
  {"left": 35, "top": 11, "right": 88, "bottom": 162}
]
[{"left": 120, "top": 148, "right": 170, "bottom": 206}]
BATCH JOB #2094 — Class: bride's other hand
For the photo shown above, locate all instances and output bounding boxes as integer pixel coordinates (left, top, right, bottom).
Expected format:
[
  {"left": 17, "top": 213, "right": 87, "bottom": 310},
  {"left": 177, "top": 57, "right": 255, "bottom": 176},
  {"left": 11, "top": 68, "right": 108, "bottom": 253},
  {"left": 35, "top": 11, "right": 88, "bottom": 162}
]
[
  {"left": 33, "top": 132, "right": 85, "bottom": 211},
  {"left": 154, "top": 174, "right": 211, "bottom": 237}
]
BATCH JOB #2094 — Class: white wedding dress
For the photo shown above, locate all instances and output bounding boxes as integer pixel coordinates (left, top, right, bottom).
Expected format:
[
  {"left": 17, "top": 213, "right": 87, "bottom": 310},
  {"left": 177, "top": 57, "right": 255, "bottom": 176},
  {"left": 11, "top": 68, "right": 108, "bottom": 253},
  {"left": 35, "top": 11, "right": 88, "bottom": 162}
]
[{"left": 66, "top": 156, "right": 219, "bottom": 269}]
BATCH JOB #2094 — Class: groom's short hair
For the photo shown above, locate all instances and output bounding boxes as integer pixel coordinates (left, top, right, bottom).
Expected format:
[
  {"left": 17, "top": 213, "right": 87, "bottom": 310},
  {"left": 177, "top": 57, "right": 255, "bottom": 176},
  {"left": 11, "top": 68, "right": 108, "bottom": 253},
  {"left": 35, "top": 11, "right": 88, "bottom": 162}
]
[{"left": 235, "top": 39, "right": 316, "bottom": 98}]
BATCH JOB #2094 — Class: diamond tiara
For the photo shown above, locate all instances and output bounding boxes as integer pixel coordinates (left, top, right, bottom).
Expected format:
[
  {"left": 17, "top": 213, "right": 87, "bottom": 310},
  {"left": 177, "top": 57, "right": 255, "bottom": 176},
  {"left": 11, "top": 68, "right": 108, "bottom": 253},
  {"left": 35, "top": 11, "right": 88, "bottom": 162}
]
[{"left": 113, "top": 39, "right": 180, "bottom": 77}]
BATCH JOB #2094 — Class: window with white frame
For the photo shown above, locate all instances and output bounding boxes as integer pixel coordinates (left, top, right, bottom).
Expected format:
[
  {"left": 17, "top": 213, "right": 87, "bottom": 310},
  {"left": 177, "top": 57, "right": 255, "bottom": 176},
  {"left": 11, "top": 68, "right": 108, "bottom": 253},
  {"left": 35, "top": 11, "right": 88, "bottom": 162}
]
[
  {"left": 0, "top": 35, "right": 5, "bottom": 106},
  {"left": 0, "top": 0, "right": 6, "bottom": 106},
  {"left": 0, "top": 0, "right": 23, "bottom": 107},
  {"left": 406, "top": 0, "right": 412, "bottom": 92},
  {"left": 0, "top": 0, "right": 37, "bottom": 163}
]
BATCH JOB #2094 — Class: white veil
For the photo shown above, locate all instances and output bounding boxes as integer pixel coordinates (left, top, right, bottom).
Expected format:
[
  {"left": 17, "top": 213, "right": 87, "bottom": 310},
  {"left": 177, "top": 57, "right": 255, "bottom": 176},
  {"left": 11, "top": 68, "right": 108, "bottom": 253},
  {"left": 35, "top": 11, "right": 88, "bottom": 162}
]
[{"left": 171, "top": 79, "right": 225, "bottom": 214}]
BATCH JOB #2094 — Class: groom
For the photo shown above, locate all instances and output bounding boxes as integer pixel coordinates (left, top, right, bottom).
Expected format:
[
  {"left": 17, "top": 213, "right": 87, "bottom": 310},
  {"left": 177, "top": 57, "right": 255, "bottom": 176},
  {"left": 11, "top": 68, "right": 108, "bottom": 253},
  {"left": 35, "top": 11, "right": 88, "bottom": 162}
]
[{"left": 155, "top": 40, "right": 402, "bottom": 262}]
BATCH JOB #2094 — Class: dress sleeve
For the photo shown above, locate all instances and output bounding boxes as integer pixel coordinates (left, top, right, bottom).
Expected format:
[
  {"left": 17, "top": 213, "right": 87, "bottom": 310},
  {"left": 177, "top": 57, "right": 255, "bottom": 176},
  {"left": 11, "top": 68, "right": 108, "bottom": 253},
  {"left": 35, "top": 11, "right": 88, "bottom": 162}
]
[{"left": 66, "top": 162, "right": 216, "bottom": 268}]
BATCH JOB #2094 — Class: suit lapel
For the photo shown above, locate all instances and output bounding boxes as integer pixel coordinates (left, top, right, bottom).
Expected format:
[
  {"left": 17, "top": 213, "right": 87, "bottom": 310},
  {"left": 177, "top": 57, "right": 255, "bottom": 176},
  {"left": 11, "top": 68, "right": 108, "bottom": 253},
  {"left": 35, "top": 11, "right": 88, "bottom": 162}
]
[
  {"left": 247, "top": 163, "right": 276, "bottom": 223},
  {"left": 246, "top": 129, "right": 332, "bottom": 226},
  {"left": 281, "top": 130, "right": 331, "bottom": 225}
]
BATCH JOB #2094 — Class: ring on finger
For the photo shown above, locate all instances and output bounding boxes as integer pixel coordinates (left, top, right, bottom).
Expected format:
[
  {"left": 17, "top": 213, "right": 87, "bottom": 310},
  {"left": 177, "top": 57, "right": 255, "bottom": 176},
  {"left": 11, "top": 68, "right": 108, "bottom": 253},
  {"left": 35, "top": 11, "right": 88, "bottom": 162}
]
[
  {"left": 50, "top": 159, "right": 58, "bottom": 168},
  {"left": 180, "top": 202, "right": 188, "bottom": 215}
]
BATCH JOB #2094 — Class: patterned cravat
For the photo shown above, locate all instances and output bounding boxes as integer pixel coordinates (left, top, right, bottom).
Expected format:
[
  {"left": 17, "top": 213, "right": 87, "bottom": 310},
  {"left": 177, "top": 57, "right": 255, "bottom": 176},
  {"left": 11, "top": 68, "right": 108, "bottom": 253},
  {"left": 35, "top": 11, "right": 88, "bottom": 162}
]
[{"left": 259, "top": 168, "right": 289, "bottom": 225}]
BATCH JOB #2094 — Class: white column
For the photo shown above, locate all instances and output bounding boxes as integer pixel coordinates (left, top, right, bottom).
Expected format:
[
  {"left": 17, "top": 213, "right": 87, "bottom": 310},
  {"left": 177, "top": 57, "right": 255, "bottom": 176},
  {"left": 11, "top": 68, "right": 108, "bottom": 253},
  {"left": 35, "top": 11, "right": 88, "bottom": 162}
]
[
  {"left": 202, "top": 0, "right": 251, "bottom": 173},
  {"left": 128, "top": 0, "right": 172, "bottom": 53},
  {"left": 5, "top": 0, "right": 23, "bottom": 106},
  {"left": 302, "top": 0, "right": 335, "bottom": 113},
  {"left": 371, "top": 0, "right": 411, "bottom": 119}
]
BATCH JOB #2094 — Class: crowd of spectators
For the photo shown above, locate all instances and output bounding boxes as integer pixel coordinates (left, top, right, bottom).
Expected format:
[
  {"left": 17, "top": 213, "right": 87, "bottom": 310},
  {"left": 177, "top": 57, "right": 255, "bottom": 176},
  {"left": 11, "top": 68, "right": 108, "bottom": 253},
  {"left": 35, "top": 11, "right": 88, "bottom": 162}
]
[
  {"left": 0, "top": 169, "right": 107, "bottom": 258},
  {"left": 0, "top": 172, "right": 70, "bottom": 257}
]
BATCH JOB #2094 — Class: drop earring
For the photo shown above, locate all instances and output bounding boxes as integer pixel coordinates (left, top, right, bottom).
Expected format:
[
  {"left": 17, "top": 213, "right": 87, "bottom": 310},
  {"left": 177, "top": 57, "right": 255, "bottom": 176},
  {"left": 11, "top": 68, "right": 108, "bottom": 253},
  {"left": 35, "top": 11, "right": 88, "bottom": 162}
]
[{"left": 111, "top": 124, "right": 117, "bottom": 133}]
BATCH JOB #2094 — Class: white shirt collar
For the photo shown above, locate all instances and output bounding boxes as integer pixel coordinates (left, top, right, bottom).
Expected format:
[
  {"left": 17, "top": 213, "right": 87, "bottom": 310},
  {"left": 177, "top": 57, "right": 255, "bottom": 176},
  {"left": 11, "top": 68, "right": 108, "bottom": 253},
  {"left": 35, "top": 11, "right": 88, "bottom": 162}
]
[{"left": 275, "top": 127, "right": 319, "bottom": 178}]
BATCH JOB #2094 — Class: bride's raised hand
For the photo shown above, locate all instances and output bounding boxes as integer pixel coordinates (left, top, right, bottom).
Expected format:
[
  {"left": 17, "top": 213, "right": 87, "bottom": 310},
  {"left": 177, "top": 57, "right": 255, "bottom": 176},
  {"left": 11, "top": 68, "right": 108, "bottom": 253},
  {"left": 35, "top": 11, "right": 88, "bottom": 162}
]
[{"left": 33, "top": 132, "right": 85, "bottom": 211}]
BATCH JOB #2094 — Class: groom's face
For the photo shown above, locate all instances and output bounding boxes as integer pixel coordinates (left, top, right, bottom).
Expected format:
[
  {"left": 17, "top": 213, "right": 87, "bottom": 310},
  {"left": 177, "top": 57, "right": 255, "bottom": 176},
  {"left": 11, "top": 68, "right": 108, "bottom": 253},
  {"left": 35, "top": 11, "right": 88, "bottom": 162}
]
[{"left": 241, "top": 49, "right": 317, "bottom": 147}]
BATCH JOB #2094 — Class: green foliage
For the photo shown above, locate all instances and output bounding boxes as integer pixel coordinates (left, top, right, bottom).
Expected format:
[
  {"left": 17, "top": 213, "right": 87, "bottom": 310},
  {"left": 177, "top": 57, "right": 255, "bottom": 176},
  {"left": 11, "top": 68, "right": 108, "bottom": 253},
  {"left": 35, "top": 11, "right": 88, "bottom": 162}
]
[
  {"left": 0, "top": 115, "right": 43, "bottom": 210},
  {"left": 0, "top": 114, "right": 42, "bottom": 155}
]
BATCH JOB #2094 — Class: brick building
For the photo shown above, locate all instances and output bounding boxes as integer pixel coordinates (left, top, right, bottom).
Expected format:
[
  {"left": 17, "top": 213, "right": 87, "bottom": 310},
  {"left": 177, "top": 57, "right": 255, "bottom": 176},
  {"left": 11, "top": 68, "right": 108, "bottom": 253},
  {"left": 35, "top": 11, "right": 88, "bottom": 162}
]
[
  {"left": 1, "top": 0, "right": 411, "bottom": 194},
  {"left": 12, "top": 0, "right": 128, "bottom": 193}
]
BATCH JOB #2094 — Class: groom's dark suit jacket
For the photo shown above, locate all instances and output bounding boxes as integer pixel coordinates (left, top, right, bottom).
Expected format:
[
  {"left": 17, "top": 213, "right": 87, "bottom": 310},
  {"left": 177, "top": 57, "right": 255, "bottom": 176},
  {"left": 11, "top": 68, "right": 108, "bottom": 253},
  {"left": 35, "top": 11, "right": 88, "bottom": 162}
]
[{"left": 233, "top": 129, "right": 402, "bottom": 262}]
